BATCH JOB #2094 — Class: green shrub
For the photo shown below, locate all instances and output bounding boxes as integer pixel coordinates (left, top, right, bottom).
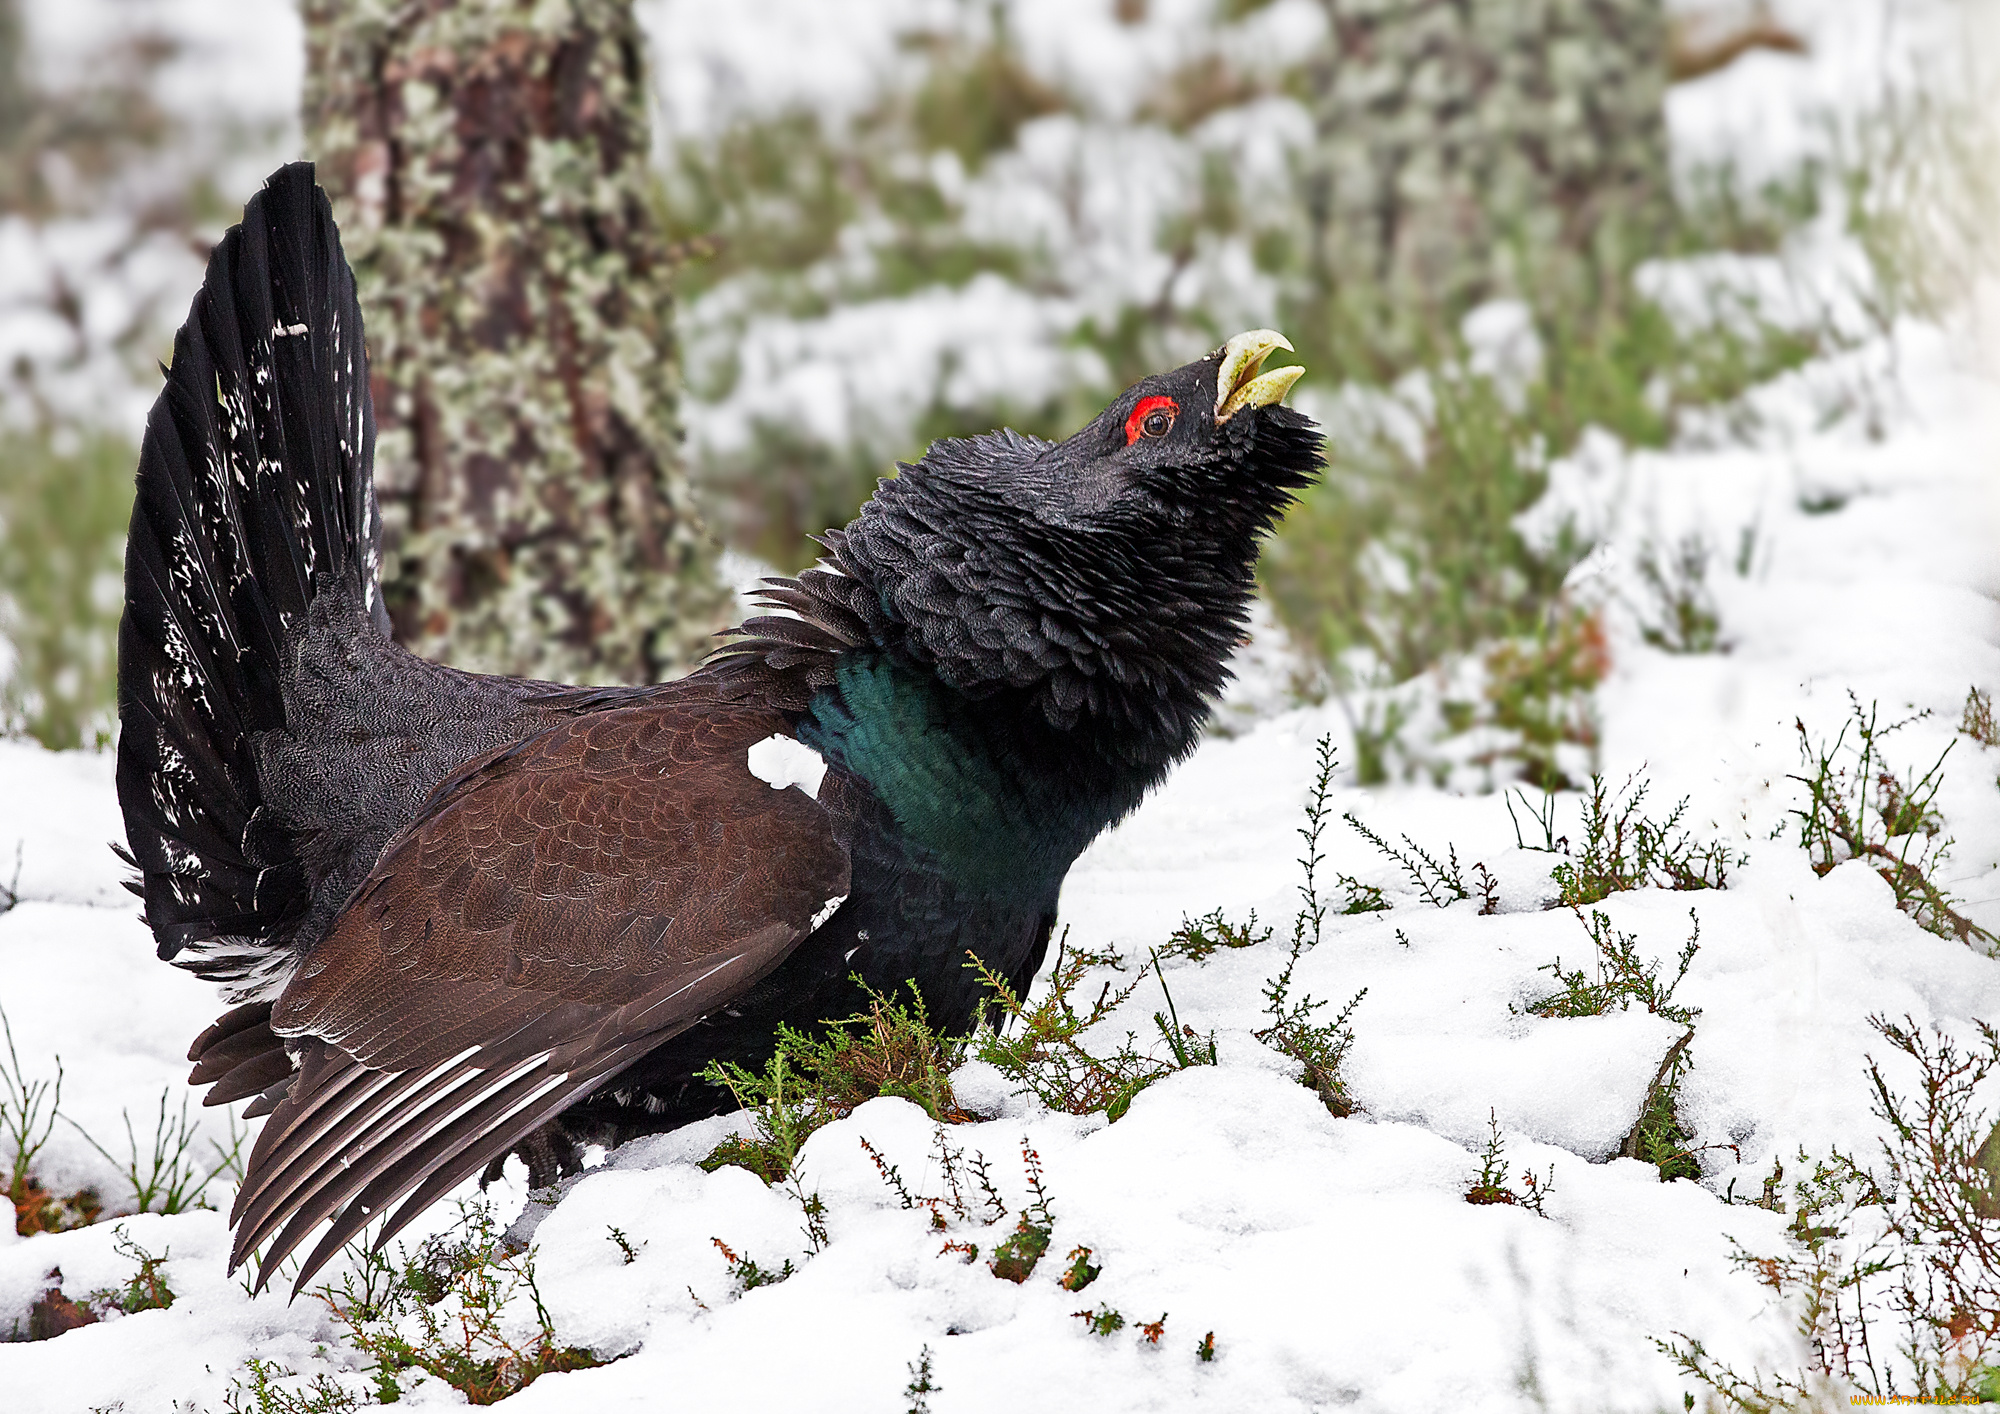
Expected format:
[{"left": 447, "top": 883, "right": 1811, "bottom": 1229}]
[
  {"left": 1960, "top": 687, "right": 1997, "bottom": 749},
  {"left": 1263, "top": 149, "right": 1831, "bottom": 764},
  {"left": 662, "top": 22, "right": 1093, "bottom": 571},
  {"left": 222, "top": 1359, "right": 360, "bottom": 1414},
  {"left": 1790, "top": 695, "right": 1995, "bottom": 949},
  {"left": 857, "top": 1127, "right": 1057, "bottom": 1291},
  {"left": 1157, "top": 907, "right": 1269, "bottom": 963},
  {"left": 1635, "top": 533, "right": 1726, "bottom": 655},
  {"left": 66, "top": 1087, "right": 247, "bottom": 1216},
  {"left": 307, "top": 1200, "right": 602, "bottom": 1405},
  {"left": 1463, "top": 1110, "right": 1554, "bottom": 1215},
  {"left": 710, "top": 1237, "right": 794, "bottom": 1293},
  {"left": 1667, "top": 157, "right": 1823, "bottom": 260},
  {"left": 1255, "top": 738, "right": 1366, "bottom": 1115},
  {"left": 1660, "top": 1017, "right": 2000, "bottom": 1406},
  {"left": 988, "top": 1190, "right": 1052, "bottom": 1285},
  {"left": 1522, "top": 909, "right": 1704, "bottom": 1181},
  {"left": 88, "top": 1226, "right": 174, "bottom": 1314},
  {"left": 1073, "top": 1303, "right": 1125, "bottom": 1337},
  {"left": 1623, "top": 1032, "right": 1702, "bottom": 1183},
  {"left": 904, "top": 1343, "right": 940, "bottom": 1414},
  {"left": 0, "top": 429, "right": 133, "bottom": 750},
  {"left": 1057, "top": 1245, "right": 1100, "bottom": 1292},
  {"left": 1828, "top": 68, "right": 2000, "bottom": 334},
  {"left": 1263, "top": 370, "right": 1570, "bottom": 686},
  {"left": 1264, "top": 273, "right": 1821, "bottom": 684},
  {"left": 1146, "top": 953, "right": 1217, "bottom": 1070},
  {"left": 1472, "top": 608, "right": 1612, "bottom": 791},
  {"left": 1540, "top": 774, "right": 1743, "bottom": 908},
  {"left": 1343, "top": 812, "right": 1469, "bottom": 910},
  {"left": 907, "top": 23, "right": 1067, "bottom": 171},
  {"left": 1, "top": 1001, "right": 105, "bottom": 1235},
  {"left": 1521, "top": 908, "right": 1701, "bottom": 1027},
  {"left": 698, "top": 1049, "right": 826, "bottom": 1188},
  {"left": 700, "top": 981, "right": 971, "bottom": 1184},
  {"left": 969, "top": 938, "right": 1188, "bottom": 1122},
  {"left": 1345, "top": 695, "right": 1412, "bottom": 789}
]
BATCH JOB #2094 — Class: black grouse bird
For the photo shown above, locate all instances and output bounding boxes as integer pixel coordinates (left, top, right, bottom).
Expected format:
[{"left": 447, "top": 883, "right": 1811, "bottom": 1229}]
[{"left": 115, "top": 164, "right": 1321, "bottom": 1295}]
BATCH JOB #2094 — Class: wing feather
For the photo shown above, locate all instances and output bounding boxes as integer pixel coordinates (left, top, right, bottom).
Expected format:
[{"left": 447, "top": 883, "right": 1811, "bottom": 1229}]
[
  {"left": 228, "top": 700, "right": 849, "bottom": 1291},
  {"left": 285, "top": 1040, "right": 657, "bottom": 1293},
  {"left": 243, "top": 1050, "right": 550, "bottom": 1273},
  {"left": 232, "top": 1058, "right": 450, "bottom": 1239}
]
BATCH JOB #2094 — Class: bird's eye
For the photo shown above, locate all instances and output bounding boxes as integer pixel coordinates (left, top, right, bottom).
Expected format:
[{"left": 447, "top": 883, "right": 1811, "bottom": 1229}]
[{"left": 1124, "top": 395, "right": 1179, "bottom": 446}]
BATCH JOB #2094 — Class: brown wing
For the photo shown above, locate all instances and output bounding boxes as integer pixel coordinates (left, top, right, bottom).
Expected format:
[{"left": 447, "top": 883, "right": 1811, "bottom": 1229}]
[{"left": 225, "top": 701, "right": 849, "bottom": 1294}]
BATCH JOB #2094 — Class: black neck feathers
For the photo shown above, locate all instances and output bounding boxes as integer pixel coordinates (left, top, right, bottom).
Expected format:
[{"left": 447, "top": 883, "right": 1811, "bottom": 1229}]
[{"left": 700, "top": 403, "right": 1322, "bottom": 783}]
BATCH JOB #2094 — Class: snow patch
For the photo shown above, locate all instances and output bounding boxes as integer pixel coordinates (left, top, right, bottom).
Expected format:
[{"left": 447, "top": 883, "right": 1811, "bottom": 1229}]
[
  {"left": 810, "top": 894, "right": 847, "bottom": 931},
  {"left": 746, "top": 734, "right": 828, "bottom": 799}
]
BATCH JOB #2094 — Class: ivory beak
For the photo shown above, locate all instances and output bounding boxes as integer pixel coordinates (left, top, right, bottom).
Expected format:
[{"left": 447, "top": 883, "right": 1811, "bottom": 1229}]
[{"left": 1215, "top": 329, "right": 1304, "bottom": 422}]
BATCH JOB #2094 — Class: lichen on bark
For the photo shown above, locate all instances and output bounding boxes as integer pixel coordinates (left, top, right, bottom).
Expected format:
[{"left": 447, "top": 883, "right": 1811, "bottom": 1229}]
[
  {"left": 1299, "top": 0, "right": 1673, "bottom": 376},
  {"left": 302, "top": 0, "right": 727, "bottom": 684}
]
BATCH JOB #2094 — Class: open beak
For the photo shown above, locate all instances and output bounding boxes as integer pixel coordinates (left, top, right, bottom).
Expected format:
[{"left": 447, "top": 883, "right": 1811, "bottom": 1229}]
[{"left": 1214, "top": 329, "right": 1304, "bottom": 422}]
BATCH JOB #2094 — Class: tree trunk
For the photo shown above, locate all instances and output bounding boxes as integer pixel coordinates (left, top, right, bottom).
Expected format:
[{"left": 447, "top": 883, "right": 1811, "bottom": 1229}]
[
  {"left": 1300, "top": 0, "right": 1673, "bottom": 377},
  {"left": 301, "top": 0, "right": 726, "bottom": 684}
]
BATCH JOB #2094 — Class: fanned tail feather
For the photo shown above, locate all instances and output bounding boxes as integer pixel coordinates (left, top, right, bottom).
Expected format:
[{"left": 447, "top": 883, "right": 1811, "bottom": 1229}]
[{"left": 116, "top": 161, "right": 382, "bottom": 1001}]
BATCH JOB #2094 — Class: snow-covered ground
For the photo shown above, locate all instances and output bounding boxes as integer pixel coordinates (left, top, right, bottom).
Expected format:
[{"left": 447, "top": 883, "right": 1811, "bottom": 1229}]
[
  {"left": 2, "top": 318, "right": 1997, "bottom": 1409},
  {"left": 4, "top": 0, "right": 2000, "bottom": 1410}
]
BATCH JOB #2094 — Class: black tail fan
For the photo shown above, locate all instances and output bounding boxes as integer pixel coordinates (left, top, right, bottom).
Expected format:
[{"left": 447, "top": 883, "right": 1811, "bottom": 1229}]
[{"left": 116, "top": 161, "right": 384, "bottom": 1000}]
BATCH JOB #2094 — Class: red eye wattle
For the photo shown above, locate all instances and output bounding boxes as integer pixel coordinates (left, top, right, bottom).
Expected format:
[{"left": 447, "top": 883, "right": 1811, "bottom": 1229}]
[{"left": 1124, "top": 395, "right": 1179, "bottom": 446}]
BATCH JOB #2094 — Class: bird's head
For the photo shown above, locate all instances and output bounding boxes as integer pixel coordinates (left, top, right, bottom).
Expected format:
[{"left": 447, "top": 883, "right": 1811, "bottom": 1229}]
[
  {"left": 807, "top": 330, "right": 1324, "bottom": 764},
  {"left": 997, "top": 328, "right": 1316, "bottom": 536}
]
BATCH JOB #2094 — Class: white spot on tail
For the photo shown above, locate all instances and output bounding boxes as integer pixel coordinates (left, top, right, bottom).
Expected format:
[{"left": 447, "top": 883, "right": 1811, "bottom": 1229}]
[
  {"left": 813, "top": 895, "right": 848, "bottom": 931},
  {"left": 273, "top": 323, "right": 309, "bottom": 338},
  {"left": 747, "top": 735, "right": 827, "bottom": 800}
]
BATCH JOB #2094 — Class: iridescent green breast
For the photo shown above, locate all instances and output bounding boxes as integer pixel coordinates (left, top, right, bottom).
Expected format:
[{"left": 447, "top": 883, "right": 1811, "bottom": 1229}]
[{"left": 800, "top": 655, "right": 1124, "bottom": 899}]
